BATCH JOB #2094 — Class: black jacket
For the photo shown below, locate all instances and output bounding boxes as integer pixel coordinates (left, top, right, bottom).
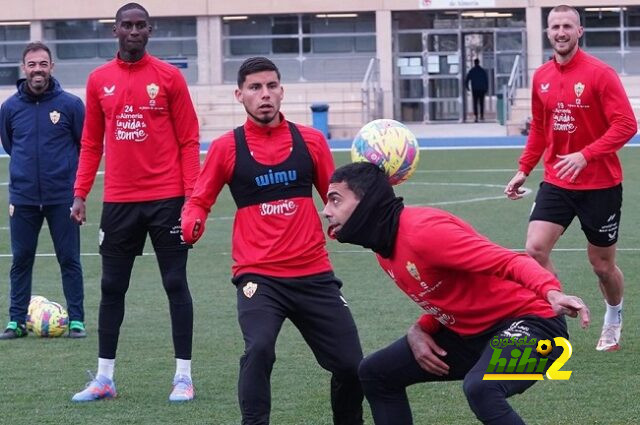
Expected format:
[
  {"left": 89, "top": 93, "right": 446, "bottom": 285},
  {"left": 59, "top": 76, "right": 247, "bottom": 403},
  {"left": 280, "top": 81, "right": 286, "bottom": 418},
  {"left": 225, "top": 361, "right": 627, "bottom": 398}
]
[{"left": 465, "top": 65, "right": 489, "bottom": 92}]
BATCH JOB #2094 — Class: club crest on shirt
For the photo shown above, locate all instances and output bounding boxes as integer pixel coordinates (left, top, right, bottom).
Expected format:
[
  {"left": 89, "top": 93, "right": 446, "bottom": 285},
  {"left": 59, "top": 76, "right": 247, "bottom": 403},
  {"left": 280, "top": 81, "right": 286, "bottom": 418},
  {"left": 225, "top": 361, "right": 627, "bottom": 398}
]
[
  {"left": 574, "top": 82, "right": 585, "bottom": 98},
  {"left": 406, "top": 261, "right": 421, "bottom": 281},
  {"left": 146, "top": 83, "right": 159, "bottom": 100},
  {"left": 243, "top": 282, "right": 258, "bottom": 298},
  {"left": 49, "top": 110, "right": 60, "bottom": 124}
]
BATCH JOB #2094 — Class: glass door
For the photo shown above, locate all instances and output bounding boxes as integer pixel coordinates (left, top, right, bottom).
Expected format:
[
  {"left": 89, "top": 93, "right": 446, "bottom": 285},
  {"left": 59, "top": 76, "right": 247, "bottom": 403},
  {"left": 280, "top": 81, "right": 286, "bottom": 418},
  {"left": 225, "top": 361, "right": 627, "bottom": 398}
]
[
  {"left": 462, "top": 32, "right": 495, "bottom": 122},
  {"left": 423, "top": 30, "right": 462, "bottom": 122},
  {"left": 494, "top": 29, "right": 527, "bottom": 96}
]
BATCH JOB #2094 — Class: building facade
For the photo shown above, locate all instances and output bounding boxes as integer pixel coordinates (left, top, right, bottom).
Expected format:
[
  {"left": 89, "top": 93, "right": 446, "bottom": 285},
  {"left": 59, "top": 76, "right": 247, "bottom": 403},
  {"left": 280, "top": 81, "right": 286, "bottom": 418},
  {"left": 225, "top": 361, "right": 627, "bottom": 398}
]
[{"left": 1, "top": 0, "right": 638, "bottom": 125}]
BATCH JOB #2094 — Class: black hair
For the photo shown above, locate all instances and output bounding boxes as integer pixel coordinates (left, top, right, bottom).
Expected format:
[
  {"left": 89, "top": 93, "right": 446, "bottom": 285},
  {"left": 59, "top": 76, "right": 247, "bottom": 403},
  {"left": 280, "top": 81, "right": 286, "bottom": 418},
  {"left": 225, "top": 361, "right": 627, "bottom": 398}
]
[
  {"left": 330, "top": 162, "right": 389, "bottom": 200},
  {"left": 237, "top": 57, "right": 281, "bottom": 88},
  {"left": 22, "top": 41, "right": 52, "bottom": 63},
  {"left": 115, "top": 2, "right": 149, "bottom": 22}
]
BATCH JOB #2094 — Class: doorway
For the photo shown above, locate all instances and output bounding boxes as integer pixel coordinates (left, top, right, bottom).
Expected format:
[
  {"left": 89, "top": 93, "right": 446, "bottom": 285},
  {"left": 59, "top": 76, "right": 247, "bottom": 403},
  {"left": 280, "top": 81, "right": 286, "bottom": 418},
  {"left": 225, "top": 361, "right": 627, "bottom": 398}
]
[
  {"left": 462, "top": 32, "right": 494, "bottom": 122},
  {"left": 395, "top": 27, "right": 526, "bottom": 123}
]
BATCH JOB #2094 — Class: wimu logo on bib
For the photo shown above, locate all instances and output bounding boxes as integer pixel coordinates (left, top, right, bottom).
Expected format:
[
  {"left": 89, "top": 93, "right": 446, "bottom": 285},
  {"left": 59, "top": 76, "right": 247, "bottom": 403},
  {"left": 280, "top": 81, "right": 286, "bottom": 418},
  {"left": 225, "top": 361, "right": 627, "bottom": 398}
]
[{"left": 254, "top": 169, "right": 297, "bottom": 187}]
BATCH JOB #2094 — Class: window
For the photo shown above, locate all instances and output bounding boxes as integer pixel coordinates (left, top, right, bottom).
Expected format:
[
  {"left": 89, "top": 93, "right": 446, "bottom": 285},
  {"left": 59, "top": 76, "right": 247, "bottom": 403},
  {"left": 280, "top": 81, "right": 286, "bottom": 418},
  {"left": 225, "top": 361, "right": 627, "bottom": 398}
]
[
  {"left": 222, "top": 13, "right": 376, "bottom": 82},
  {"left": 461, "top": 10, "right": 525, "bottom": 29},
  {"left": 497, "top": 32, "right": 522, "bottom": 51},
  {"left": 584, "top": 31, "right": 620, "bottom": 48},
  {"left": 0, "top": 24, "right": 30, "bottom": 86},
  {"left": 49, "top": 20, "right": 113, "bottom": 60},
  {"left": 398, "top": 33, "right": 422, "bottom": 53},
  {"left": 43, "top": 17, "right": 197, "bottom": 86},
  {"left": 584, "top": 9, "right": 620, "bottom": 28},
  {"left": 541, "top": 7, "right": 640, "bottom": 74},
  {"left": 625, "top": 6, "right": 640, "bottom": 27},
  {"left": 393, "top": 10, "right": 524, "bottom": 30}
]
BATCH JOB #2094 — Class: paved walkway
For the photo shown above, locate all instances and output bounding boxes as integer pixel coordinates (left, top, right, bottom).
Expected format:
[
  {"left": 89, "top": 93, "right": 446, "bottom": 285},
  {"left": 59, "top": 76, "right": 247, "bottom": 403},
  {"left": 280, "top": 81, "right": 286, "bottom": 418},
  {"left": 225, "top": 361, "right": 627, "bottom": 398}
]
[
  {"left": 405, "top": 121, "right": 507, "bottom": 138},
  {"left": 328, "top": 122, "right": 640, "bottom": 150},
  {"left": 328, "top": 121, "right": 527, "bottom": 150},
  {"left": 3, "top": 122, "right": 639, "bottom": 156}
]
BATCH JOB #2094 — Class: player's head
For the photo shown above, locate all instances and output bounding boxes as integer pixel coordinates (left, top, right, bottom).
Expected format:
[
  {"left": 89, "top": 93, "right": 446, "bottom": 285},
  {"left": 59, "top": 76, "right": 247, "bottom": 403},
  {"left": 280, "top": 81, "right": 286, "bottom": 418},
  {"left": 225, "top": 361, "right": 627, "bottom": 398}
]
[
  {"left": 547, "top": 5, "right": 583, "bottom": 59},
  {"left": 237, "top": 56, "right": 281, "bottom": 88},
  {"left": 474, "top": 58, "right": 480, "bottom": 66},
  {"left": 114, "top": 3, "right": 152, "bottom": 59},
  {"left": 235, "top": 57, "right": 283, "bottom": 127},
  {"left": 115, "top": 2, "right": 149, "bottom": 23},
  {"left": 323, "top": 162, "right": 395, "bottom": 240},
  {"left": 21, "top": 42, "right": 54, "bottom": 95}
]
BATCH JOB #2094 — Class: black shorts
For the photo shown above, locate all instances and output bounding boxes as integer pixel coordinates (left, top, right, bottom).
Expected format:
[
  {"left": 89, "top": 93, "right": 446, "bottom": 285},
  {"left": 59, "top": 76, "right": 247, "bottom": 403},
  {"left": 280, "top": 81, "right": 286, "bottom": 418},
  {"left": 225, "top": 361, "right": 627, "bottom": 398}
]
[
  {"left": 529, "top": 182, "right": 622, "bottom": 247},
  {"left": 359, "top": 315, "right": 568, "bottom": 391},
  {"left": 99, "top": 197, "right": 191, "bottom": 256}
]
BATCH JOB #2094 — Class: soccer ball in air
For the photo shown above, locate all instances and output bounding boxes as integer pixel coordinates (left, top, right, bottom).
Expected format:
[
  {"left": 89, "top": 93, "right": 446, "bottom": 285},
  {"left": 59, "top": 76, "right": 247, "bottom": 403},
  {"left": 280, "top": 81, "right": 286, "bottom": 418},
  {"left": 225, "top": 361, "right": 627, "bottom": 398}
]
[
  {"left": 351, "top": 119, "right": 420, "bottom": 185},
  {"left": 27, "top": 295, "right": 49, "bottom": 331},
  {"left": 31, "top": 301, "right": 69, "bottom": 337}
]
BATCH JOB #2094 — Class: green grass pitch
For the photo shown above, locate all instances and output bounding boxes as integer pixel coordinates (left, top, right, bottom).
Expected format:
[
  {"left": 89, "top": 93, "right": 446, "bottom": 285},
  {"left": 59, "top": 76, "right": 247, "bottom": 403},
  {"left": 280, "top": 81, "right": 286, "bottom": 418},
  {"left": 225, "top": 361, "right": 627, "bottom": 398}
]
[{"left": 0, "top": 148, "right": 638, "bottom": 424}]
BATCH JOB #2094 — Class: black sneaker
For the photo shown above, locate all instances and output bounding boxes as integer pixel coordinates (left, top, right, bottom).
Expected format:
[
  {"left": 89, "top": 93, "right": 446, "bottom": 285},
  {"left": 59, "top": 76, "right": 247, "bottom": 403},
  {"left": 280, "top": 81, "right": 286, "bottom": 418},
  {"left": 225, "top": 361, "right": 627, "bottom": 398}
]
[
  {"left": 0, "top": 321, "right": 27, "bottom": 340},
  {"left": 68, "top": 321, "right": 87, "bottom": 339}
]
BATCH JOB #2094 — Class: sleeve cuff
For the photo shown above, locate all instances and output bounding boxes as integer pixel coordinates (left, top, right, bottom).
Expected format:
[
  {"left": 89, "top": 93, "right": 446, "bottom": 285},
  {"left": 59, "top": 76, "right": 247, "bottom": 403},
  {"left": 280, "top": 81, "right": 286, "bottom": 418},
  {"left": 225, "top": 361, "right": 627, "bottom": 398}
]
[
  {"left": 417, "top": 314, "right": 441, "bottom": 334},
  {"left": 539, "top": 281, "right": 563, "bottom": 301},
  {"left": 518, "top": 166, "right": 531, "bottom": 176}
]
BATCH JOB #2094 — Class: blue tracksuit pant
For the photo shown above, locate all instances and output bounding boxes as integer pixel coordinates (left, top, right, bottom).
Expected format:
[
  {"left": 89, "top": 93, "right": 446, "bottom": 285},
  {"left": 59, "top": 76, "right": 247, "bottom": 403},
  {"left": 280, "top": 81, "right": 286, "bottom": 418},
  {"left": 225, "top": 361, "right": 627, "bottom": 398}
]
[{"left": 9, "top": 203, "right": 84, "bottom": 323}]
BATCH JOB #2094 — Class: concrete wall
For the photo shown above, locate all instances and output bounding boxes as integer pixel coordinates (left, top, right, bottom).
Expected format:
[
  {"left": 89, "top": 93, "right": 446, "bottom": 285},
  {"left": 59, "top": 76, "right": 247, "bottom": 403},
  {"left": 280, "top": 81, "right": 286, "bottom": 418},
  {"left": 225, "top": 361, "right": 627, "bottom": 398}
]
[{"left": 4, "top": 0, "right": 638, "bottom": 19}]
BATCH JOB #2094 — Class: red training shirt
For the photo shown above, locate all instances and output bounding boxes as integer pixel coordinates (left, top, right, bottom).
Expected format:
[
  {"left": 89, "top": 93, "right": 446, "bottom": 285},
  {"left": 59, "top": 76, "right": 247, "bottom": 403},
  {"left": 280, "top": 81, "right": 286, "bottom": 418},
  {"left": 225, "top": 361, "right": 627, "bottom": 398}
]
[
  {"left": 184, "top": 114, "right": 333, "bottom": 278},
  {"left": 377, "top": 207, "right": 561, "bottom": 336},
  {"left": 519, "top": 48, "right": 637, "bottom": 190},
  {"left": 74, "top": 53, "right": 200, "bottom": 202}
]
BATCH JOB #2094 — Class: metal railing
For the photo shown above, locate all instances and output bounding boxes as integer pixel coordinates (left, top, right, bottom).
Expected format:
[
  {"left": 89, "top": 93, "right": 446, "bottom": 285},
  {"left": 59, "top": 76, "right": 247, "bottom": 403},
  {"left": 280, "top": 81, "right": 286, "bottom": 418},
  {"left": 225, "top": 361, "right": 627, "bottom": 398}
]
[
  {"left": 361, "top": 57, "right": 383, "bottom": 124},
  {"left": 501, "top": 54, "right": 524, "bottom": 125}
]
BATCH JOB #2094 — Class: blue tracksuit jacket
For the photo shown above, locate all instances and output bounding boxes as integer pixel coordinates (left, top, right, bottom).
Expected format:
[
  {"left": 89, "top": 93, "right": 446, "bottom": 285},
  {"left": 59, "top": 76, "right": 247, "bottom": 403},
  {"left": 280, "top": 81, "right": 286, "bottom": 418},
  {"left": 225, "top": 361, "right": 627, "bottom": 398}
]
[{"left": 0, "top": 76, "right": 84, "bottom": 205}]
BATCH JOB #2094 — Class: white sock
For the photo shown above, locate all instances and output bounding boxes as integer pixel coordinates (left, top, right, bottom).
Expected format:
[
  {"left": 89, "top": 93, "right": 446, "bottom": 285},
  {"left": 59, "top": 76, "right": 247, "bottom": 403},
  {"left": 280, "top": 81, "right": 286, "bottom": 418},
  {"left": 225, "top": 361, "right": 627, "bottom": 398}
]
[
  {"left": 176, "top": 359, "right": 191, "bottom": 379},
  {"left": 604, "top": 299, "right": 623, "bottom": 325},
  {"left": 98, "top": 358, "right": 115, "bottom": 381}
]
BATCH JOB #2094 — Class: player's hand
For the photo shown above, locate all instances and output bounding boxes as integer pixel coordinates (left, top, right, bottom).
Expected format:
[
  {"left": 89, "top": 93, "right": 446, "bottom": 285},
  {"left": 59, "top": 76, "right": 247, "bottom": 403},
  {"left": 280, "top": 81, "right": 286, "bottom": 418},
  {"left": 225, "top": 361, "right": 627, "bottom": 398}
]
[
  {"left": 70, "top": 197, "right": 86, "bottom": 224},
  {"left": 407, "top": 323, "right": 449, "bottom": 376},
  {"left": 554, "top": 152, "right": 586, "bottom": 183},
  {"left": 504, "top": 171, "right": 527, "bottom": 200},
  {"left": 191, "top": 218, "right": 202, "bottom": 239},
  {"left": 546, "top": 289, "right": 590, "bottom": 329},
  {"left": 181, "top": 217, "right": 204, "bottom": 244},
  {"left": 181, "top": 206, "right": 206, "bottom": 245}
]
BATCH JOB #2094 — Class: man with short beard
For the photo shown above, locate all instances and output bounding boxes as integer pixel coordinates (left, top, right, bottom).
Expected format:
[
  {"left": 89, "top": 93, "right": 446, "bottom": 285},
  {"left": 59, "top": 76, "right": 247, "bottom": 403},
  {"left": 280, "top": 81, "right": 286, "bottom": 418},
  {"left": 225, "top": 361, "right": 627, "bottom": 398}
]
[
  {"left": 505, "top": 4, "right": 636, "bottom": 352},
  {"left": 181, "top": 56, "right": 364, "bottom": 425},
  {"left": 0, "top": 42, "right": 86, "bottom": 340}
]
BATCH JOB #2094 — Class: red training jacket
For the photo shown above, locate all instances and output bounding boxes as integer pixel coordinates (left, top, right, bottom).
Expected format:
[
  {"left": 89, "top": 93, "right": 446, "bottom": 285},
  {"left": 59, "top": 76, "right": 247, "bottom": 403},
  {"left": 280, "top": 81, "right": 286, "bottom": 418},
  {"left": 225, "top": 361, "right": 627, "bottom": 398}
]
[
  {"left": 519, "top": 48, "right": 637, "bottom": 190},
  {"left": 183, "top": 115, "right": 333, "bottom": 278},
  {"left": 376, "top": 207, "right": 561, "bottom": 336},
  {"left": 74, "top": 53, "right": 200, "bottom": 202}
]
